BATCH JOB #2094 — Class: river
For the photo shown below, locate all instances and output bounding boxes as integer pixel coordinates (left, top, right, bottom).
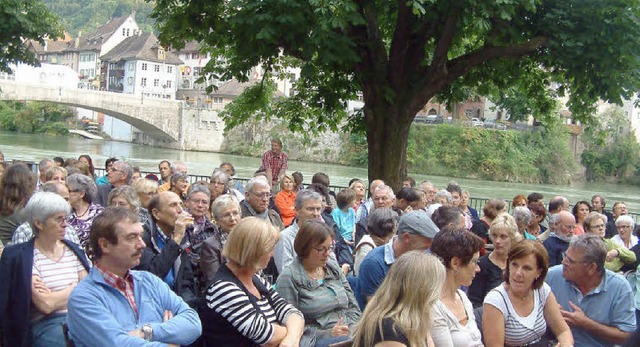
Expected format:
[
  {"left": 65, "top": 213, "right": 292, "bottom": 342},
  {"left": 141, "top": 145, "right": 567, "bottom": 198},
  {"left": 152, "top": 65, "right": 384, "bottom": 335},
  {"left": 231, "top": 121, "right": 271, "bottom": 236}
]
[{"left": 2, "top": 131, "right": 640, "bottom": 213}]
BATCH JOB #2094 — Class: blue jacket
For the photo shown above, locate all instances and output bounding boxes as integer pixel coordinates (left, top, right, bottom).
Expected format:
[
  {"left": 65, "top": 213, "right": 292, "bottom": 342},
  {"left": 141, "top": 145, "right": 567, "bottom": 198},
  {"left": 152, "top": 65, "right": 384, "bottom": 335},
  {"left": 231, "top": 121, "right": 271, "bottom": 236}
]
[
  {"left": 67, "top": 267, "right": 202, "bottom": 346},
  {"left": 0, "top": 239, "right": 90, "bottom": 347},
  {"left": 543, "top": 234, "right": 570, "bottom": 267}
]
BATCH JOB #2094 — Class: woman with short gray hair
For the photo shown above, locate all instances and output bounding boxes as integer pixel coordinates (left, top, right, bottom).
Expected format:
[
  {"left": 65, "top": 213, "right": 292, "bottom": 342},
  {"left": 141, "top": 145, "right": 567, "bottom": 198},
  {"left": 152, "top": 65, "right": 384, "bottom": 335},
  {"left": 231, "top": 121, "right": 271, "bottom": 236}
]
[
  {"left": 200, "top": 195, "right": 241, "bottom": 288},
  {"left": 66, "top": 174, "right": 104, "bottom": 250},
  {"left": 613, "top": 215, "right": 638, "bottom": 249},
  {"left": 210, "top": 169, "right": 244, "bottom": 202},
  {"left": 512, "top": 206, "right": 536, "bottom": 240},
  {"left": 0, "top": 192, "right": 90, "bottom": 347},
  {"left": 169, "top": 172, "right": 190, "bottom": 202},
  {"left": 107, "top": 186, "right": 150, "bottom": 225}
]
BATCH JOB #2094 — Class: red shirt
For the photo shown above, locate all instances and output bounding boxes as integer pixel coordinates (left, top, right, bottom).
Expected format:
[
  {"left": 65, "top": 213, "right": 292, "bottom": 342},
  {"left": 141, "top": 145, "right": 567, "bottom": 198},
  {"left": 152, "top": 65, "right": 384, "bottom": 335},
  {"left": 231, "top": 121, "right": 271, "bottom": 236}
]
[
  {"left": 262, "top": 150, "right": 288, "bottom": 185},
  {"left": 95, "top": 262, "right": 138, "bottom": 318}
]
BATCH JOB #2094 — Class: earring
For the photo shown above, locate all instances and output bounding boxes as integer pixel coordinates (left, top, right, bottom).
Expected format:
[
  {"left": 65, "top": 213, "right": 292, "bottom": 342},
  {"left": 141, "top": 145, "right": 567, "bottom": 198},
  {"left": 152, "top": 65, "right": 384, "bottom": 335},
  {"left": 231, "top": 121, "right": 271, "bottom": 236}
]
[{"left": 453, "top": 269, "right": 459, "bottom": 276}]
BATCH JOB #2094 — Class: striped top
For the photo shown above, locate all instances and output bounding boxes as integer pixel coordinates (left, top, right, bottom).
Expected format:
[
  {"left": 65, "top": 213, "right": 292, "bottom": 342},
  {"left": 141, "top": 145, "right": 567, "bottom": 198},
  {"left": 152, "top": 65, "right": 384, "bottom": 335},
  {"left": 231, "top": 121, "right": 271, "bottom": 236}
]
[
  {"left": 206, "top": 275, "right": 301, "bottom": 345},
  {"left": 32, "top": 245, "right": 85, "bottom": 318},
  {"left": 484, "top": 283, "right": 550, "bottom": 346}
]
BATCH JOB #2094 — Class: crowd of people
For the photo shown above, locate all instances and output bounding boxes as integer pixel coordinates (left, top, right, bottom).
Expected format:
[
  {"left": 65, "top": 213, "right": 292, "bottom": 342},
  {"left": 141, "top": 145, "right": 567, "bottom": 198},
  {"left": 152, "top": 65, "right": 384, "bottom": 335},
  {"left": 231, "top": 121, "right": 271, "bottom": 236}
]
[{"left": 1, "top": 140, "right": 640, "bottom": 347}]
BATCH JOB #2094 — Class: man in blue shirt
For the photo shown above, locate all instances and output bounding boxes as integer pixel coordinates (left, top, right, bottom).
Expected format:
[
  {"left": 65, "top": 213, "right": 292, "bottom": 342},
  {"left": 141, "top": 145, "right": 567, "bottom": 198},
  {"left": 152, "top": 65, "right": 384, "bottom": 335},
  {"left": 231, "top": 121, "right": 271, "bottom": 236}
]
[
  {"left": 356, "top": 210, "right": 439, "bottom": 308},
  {"left": 67, "top": 207, "right": 201, "bottom": 346},
  {"left": 546, "top": 234, "right": 636, "bottom": 346}
]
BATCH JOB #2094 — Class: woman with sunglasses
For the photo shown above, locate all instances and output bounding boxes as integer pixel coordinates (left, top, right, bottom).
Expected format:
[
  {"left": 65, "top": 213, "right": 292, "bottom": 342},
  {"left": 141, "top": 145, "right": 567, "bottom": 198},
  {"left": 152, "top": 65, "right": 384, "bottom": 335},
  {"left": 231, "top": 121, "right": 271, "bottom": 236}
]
[{"left": 276, "top": 220, "right": 361, "bottom": 347}]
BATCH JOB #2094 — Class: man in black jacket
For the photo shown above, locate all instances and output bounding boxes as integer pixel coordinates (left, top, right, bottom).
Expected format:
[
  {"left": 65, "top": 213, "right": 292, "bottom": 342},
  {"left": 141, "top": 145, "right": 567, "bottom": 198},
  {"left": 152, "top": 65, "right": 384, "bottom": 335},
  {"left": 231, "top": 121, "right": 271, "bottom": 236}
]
[{"left": 135, "top": 191, "right": 196, "bottom": 306}]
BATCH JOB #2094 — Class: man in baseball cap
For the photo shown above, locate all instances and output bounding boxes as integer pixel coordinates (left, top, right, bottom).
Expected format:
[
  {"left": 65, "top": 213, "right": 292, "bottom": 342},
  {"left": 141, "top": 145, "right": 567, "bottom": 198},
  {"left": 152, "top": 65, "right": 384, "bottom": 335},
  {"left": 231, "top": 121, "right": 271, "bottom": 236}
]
[{"left": 357, "top": 210, "right": 439, "bottom": 307}]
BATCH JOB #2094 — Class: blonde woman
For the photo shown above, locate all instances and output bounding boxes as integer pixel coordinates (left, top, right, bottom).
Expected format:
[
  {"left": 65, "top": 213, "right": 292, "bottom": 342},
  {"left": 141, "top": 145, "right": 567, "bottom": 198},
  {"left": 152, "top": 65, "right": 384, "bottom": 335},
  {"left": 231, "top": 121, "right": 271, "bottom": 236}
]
[
  {"left": 201, "top": 217, "right": 304, "bottom": 346},
  {"left": 353, "top": 251, "right": 446, "bottom": 347},
  {"left": 131, "top": 178, "right": 159, "bottom": 209}
]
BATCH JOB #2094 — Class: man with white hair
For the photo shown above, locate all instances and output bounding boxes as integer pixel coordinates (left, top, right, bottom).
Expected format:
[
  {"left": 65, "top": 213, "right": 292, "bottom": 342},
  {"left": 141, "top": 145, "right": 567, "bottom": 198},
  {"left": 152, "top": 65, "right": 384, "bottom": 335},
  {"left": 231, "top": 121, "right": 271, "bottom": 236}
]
[
  {"left": 355, "top": 179, "right": 385, "bottom": 222},
  {"left": 240, "top": 176, "right": 285, "bottom": 230},
  {"left": 355, "top": 184, "right": 394, "bottom": 245},
  {"left": 544, "top": 210, "right": 576, "bottom": 266}
]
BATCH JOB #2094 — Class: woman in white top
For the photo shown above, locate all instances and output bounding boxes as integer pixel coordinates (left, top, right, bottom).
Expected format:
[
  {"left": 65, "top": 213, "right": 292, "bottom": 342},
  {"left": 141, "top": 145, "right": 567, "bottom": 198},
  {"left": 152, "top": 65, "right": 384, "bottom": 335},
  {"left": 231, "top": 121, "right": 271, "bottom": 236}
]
[
  {"left": 430, "top": 229, "right": 485, "bottom": 347},
  {"left": 483, "top": 240, "right": 573, "bottom": 347},
  {"left": 612, "top": 215, "right": 638, "bottom": 249}
]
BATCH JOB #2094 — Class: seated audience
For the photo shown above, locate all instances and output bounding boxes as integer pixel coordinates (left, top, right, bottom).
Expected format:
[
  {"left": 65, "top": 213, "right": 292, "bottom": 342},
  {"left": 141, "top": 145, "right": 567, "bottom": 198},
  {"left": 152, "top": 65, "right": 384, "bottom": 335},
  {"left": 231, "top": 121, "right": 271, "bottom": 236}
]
[
  {"left": 0, "top": 192, "right": 90, "bottom": 347},
  {"left": 483, "top": 240, "right": 573, "bottom": 347},
  {"left": 276, "top": 220, "right": 361, "bottom": 346},
  {"left": 353, "top": 251, "right": 445, "bottom": 347},
  {"left": 67, "top": 207, "right": 201, "bottom": 346},
  {"left": 544, "top": 211, "right": 576, "bottom": 266},
  {"left": 201, "top": 217, "right": 304, "bottom": 345},
  {"left": 66, "top": 173, "right": 104, "bottom": 249},
  {"left": 430, "top": 229, "right": 485, "bottom": 346},
  {"left": 612, "top": 215, "right": 638, "bottom": 249}
]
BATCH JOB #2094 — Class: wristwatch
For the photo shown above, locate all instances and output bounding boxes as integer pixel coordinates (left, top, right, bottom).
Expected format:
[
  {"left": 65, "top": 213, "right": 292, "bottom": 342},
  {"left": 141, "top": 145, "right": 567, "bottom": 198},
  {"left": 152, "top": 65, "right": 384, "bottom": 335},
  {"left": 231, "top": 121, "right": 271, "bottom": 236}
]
[{"left": 142, "top": 324, "right": 153, "bottom": 341}]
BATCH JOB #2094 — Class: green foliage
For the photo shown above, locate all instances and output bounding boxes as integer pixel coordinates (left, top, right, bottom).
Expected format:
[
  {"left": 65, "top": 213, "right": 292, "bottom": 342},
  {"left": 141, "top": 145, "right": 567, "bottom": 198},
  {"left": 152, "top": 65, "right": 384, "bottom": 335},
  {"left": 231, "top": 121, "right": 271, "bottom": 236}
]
[
  {"left": 0, "top": 0, "right": 63, "bottom": 72},
  {"left": 0, "top": 101, "right": 73, "bottom": 135},
  {"left": 150, "top": 0, "right": 640, "bottom": 186},
  {"left": 581, "top": 106, "right": 640, "bottom": 181},
  {"left": 43, "top": 0, "right": 156, "bottom": 36},
  {"left": 343, "top": 124, "right": 576, "bottom": 184}
]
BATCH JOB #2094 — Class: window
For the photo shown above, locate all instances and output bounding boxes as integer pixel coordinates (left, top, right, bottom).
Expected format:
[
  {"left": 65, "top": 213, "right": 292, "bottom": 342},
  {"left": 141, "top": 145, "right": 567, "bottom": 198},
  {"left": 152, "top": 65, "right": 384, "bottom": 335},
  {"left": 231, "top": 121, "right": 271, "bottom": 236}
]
[
  {"left": 153, "top": 79, "right": 159, "bottom": 87},
  {"left": 142, "top": 63, "right": 147, "bottom": 71},
  {"left": 127, "top": 77, "right": 133, "bottom": 86},
  {"left": 166, "top": 81, "right": 172, "bottom": 88},
  {"left": 126, "top": 29, "right": 130, "bottom": 36},
  {"left": 122, "top": 28, "right": 126, "bottom": 36},
  {"left": 213, "top": 97, "right": 223, "bottom": 104},
  {"left": 191, "top": 53, "right": 199, "bottom": 59},
  {"left": 154, "top": 65, "right": 160, "bottom": 72},
  {"left": 128, "top": 62, "right": 134, "bottom": 71},
  {"left": 167, "top": 66, "right": 173, "bottom": 73},
  {"left": 194, "top": 67, "right": 202, "bottom": 76},
  {"left": 141, "top": 78, "right": 147, "bottom": 87}
]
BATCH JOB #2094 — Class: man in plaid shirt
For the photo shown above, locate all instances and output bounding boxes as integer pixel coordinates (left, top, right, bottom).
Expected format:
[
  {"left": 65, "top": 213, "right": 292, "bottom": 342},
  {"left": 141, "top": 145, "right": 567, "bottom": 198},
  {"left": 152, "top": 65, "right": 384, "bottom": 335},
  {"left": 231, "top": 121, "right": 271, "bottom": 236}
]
[{"left": 261, "top": 138, "right": 288, "bottom": 189}]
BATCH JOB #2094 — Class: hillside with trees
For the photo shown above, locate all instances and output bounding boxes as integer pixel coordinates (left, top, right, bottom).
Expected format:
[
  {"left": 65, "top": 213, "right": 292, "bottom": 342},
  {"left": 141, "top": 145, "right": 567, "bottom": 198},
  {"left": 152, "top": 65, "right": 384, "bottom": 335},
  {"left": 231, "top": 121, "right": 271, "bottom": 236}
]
[{"left": 43, "top": 0, "right": 155, "bottom": 36}]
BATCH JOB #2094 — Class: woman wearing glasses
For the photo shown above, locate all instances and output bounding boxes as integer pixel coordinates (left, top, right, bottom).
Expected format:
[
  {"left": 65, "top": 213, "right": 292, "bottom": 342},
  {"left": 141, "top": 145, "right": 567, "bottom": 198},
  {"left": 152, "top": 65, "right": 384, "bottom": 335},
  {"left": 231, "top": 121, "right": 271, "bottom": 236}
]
[
  {"left": 66, "top": 174, "right": 104, "bottom": 251},
  {"left": 583, "top": 212, "right": 636, "bottom": 272},
  {"left": 0, "top": 192, "right": 90, "bottom": 347},
  {"left": 430, "top": 229, "right": 485, "bottom": 347},
  {"left": 483, "top": 240, "right": 573, "bottom": 347},
  {"left": 612, "top": 215, "right": 638, "bottom": 249},
  {"left": 200, "top": 194, "right": 241, "bottom": 288},
  {"left": 276, "top": 220, "right": 361, "bottom": 347}
]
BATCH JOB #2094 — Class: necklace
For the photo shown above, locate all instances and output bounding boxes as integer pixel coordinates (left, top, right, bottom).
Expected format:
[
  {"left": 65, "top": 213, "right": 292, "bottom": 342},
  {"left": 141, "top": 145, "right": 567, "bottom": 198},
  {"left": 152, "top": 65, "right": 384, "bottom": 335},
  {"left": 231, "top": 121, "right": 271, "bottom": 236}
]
[
  {"left": 76, "top": 204, "right": 90, "bottom": 218},
  {"left": 306, "top": 267, "right": 324, "bottom": 280}
]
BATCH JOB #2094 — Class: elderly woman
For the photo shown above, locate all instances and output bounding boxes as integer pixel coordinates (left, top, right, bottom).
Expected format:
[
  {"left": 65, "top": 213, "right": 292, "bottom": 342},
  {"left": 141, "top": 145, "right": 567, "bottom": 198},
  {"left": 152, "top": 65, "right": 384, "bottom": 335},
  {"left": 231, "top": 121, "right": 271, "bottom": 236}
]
[
  {"left": 470, "top": 198, "right": 506, "bottom": 246},
  {"left": 0, "top": 192, "right": 90, "bottom": 347},
  {"left": 107, "top": 186, "right": 151, "bottom": 225},
  {"left": 131, "top": 178, "right": 159, "bottom": 209},
  {"left": 512, "top": 206, "right": 537, "bottom": 240},
  {"left": 0, "top": 162, "right": 36, "bottom": 245},
  {"left": 354, "top": 208, "right": 398, "bottom": 276},
  {"left": 468, "top": 213, "right": 521, "bottom": 308},
  {"left": 612, "top": 215, "right": 638, "bottom": 249},
  {"left": 430, "top": 229, "right": 485, "bottom": 347},
  {"left": 460, "top": 190, "right": 479, "bottom": 221},
  {"left": 200, "top": 195, "right": 241, "bottom": 288},
  {"left": 572, "top": 200, "right": 591, "bottom": 236},
  {"left": 483, "top": 240, "right": 573, "bottom": 347},
  {"left": 276, "top": 220, "right": 362, "bottom": 347},
  {"left": 209, "top": 169, "right": 244, "bottom": 203},
  {"left": 201, "top": 217, "right": 304, "bottom": 345},
  {"left": 583, "top": 212, "right": 636, "bottom": 272},
  {"left": 168, "top": 172, "right": 190, "bottom": 202},
  {"left": 275, "top": 174, "right": 297, "bottom": 227},
  {"left": 353, "top": 251, "right": 445, "bottom": 347},
  {"left": 66, "top": 174, "right": 104, "bottom": 250}
]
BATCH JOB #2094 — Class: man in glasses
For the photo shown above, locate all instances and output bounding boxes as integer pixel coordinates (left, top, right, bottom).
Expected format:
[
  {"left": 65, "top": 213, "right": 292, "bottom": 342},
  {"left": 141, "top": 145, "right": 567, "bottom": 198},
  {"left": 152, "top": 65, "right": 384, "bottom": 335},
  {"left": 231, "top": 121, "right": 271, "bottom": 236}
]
[
  {"left": 546, "top": 234, "right": 635, "bottom": 346},
  {"left": 241, "top": 176, "right": 284, "bottom": 230},
  {"left": 97, "top": 160, "right": 133, "bottom": 207}
]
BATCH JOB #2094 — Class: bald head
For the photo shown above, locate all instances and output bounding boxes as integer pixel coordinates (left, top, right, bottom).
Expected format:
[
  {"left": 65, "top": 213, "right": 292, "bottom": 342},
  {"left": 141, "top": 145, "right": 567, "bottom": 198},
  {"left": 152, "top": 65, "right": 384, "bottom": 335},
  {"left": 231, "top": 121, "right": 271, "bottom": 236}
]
[
  {"left": 556, "top": 210, "right": 576, "bottom": 237},
  {"left": 369, "top": 179, "right": 385, "bottom": 195}
]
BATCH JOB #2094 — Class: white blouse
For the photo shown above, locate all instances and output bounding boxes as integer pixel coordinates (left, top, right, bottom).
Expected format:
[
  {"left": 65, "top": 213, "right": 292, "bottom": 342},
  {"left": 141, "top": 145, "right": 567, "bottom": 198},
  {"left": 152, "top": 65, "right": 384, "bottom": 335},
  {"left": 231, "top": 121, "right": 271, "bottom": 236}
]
[
  {"left": 431, "top": 289, "right": 484, "bottom": 347},
  {"left": 611, "top": 234, "right": 638, "bottom": 249}
]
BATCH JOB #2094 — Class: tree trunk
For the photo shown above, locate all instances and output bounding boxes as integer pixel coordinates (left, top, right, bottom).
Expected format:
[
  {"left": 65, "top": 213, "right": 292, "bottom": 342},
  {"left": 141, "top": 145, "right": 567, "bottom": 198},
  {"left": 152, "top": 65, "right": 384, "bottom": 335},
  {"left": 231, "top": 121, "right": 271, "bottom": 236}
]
[{"left": 364, "top": 101, "right": 414, "bottom": 192}]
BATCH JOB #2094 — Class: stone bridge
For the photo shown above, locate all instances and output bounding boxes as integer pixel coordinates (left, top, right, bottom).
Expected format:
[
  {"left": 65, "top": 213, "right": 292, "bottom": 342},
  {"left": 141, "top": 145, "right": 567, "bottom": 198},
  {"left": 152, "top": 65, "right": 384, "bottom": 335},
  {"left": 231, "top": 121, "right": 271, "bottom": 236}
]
[{"left": 0, "top": 80, "right": 225, "bottom": 151}]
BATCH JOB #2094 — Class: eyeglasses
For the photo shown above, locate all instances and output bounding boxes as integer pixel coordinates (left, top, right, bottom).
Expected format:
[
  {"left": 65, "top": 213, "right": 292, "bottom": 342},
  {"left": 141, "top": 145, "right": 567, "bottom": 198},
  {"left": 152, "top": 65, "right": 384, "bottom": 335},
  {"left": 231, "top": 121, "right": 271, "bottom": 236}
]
[
  {"left": 50, "top": 216, "right": 67, "bottom": 225},
  {"left": 561, "top": 251, "right": 589, "bottom": 265},
  {"left": 143, "top": 191, "right": 157, "bottom": 196},
  {"left": 618, "top": 225, "right": 633, "bottom": 229},
  {"left": 314, "top": 245, "right": 335, "bottom": 254},
  {"left": 251, "top": 192, "right": 272, "bottom": 199},
  {"left": 589, "top": 223, "right": 605, "bottom": 230},
  {"left": 469, "top": 258, "right": 480, "bottom": 265},
  {"left": 189, "top": 199, "right": 210, "bottom": 205},
  {"left": 108, "top": 167, "right": 123, "bottom": 173},
  {"left": 219, "top": 211, "right": 240, "bottom": 220}
]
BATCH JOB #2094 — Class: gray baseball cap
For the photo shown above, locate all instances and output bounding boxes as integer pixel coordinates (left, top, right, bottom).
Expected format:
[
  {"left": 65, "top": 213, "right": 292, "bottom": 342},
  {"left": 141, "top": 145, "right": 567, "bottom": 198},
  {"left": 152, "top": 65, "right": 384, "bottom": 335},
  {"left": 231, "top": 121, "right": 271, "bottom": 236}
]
[{"left": 397, "top": 210, "right": 439, "bottom": 238}]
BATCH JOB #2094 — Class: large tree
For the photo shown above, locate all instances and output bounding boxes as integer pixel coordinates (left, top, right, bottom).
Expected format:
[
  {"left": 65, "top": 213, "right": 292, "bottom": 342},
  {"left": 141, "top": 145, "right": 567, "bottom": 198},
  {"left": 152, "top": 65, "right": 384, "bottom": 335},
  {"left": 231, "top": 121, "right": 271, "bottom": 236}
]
[
  {"left": 151, "top": 0, "right": 640, "bottom": 189},
  {"left": 0, "top": 0, "right": 63, "bottom": 72}
]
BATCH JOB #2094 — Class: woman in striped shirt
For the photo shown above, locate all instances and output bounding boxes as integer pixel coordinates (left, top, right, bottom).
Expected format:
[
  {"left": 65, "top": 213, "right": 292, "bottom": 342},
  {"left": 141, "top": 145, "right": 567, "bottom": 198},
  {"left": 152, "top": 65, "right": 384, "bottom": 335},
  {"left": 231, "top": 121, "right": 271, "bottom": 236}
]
[
  {"left": 0, "top": 192, "right": 90, "bottom": 347},
  {"left": 483, "top": 240, "right": 573, "bottom": 347},
  {"left": 201, "top": 217, "right": 304, "bottom": 346}
]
